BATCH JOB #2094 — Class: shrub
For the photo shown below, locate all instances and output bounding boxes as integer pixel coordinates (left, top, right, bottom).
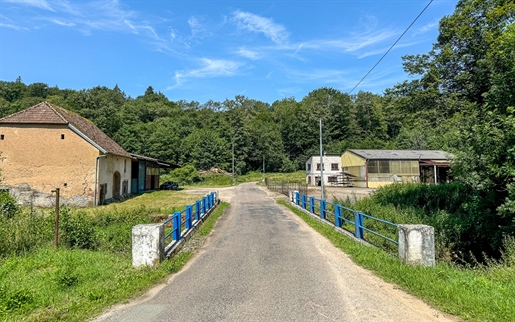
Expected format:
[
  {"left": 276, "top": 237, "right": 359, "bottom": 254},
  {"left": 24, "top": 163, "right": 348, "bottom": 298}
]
[
  {"left": 161, "top": 165, "right": 201, "bottom": 186},
  {"left": 0, "top": 190, "right": 19, "bottom": 219},
  {"left": 357, "top": 182, "right": 506, "bottom": 263},
  {"left": 59, "top": 207, "right": 96, "bottom": 250}
]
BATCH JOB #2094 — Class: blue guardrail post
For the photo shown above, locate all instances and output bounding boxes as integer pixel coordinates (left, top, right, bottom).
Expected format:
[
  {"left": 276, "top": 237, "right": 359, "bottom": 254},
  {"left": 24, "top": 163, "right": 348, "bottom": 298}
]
[
  {"left": 335, "top": 205, "right": 342, "bottom": 228},
  {"left": 295, "top": 192, "right": 300, "bottom": 206},
  {"left": 354, "top": 211, "right": 364, "bottom": 239},
  {"left": 186, "top": 205, "right": 193, "bottom": 229},
  {"left": 202, "top": 197, "right": 207, "bottom": 214},
  {"left": 302, "top": 194, "right": 307, "bottom": 209},
  {"left": 195, "top": 200, "right": 201, "bottom": 221},
  {"left": 320, "top": 200, "right": 326, "bottom": 220},
  {"left": 173, "top": 211, "right": 181, "bottom": 241},
  {"left": 211, "top": 192, "right": 216, "bottom": 205},
  {"left": 309, "top": 196, "right": 315, "bottom": 213}
]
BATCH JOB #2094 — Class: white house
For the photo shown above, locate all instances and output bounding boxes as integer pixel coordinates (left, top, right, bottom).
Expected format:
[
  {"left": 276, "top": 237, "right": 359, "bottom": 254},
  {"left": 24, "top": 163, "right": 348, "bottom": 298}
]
[{"left": 305, "top": 154, "right": 342, "bottom": 186}]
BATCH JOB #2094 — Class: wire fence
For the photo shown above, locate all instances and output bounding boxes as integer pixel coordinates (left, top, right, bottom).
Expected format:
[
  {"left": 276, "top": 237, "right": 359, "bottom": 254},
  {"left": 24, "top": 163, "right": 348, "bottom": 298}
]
[{"left": 266, "top": 178, "right": 308, "bottom": 197}]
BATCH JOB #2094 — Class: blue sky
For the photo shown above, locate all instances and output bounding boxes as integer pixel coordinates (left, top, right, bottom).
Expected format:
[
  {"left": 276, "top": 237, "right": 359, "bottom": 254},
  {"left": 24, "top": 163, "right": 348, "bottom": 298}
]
[{"left": 0, "top": 0, "right": 457, "bottom": 104}]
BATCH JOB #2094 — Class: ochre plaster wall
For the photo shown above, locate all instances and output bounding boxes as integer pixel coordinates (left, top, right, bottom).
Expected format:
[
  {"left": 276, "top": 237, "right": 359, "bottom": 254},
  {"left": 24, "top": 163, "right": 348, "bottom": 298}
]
[{"left": 0, "top": 124, "right": 99, "bottom": 203}]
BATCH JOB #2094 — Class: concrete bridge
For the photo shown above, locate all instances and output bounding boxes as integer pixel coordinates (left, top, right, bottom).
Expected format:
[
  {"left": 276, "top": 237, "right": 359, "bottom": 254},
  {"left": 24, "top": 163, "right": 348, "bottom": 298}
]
[{"left": 95, "top": 183, "right": 455, "bottom": 322}]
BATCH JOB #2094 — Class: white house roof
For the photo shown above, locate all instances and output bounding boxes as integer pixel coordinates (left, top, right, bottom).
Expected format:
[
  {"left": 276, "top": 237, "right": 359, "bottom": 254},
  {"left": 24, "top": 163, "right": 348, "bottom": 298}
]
[{"left": 346, "top": 149, "right": 453, "bottom": 160}]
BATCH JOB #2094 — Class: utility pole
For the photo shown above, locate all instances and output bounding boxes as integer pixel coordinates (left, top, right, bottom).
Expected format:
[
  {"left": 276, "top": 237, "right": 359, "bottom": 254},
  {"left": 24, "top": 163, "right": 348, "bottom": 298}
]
[
  {"left": 319, "top": 94, "right": 330, "bottom": 200},
  {"left": 319, "top": 118, "right": 324, "bottom": 200},
  {"left": 263, "top": 155, "right": 265, "bottom": 176},
  {"left": 232, "top": 142, "right": 235, "bottom": 184}
]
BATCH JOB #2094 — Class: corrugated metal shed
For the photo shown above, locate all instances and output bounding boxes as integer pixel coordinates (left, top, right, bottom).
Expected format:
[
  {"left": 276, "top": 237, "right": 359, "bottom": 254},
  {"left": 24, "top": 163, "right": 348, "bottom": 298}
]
[{"left": 347, "top": 149, "right": 454, "bottom": 160}]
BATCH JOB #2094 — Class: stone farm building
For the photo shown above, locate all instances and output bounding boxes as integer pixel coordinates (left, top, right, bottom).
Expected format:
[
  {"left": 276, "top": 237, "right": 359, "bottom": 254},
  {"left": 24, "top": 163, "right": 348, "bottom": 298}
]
[
  {"left": 341, "top": 149, "right": 453, "bottom": 188},
  {"left": 0, "top": 102, "right": 176, "bottom": 207}
]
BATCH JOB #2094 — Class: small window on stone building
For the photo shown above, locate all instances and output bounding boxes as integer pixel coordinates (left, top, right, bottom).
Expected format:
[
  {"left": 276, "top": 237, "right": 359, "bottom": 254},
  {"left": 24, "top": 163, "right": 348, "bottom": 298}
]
[
  {"left": 61, "top": 134, "right": 65, "bottom": 139},
  {"left": 331, "top": 163, "right": 339, "bottom": 171},
  {"left": 0, "top": 135, "right": 4, "bottom": 140},
  {"left": 124, "top": 159, "right": 127, "bottom": 173}
]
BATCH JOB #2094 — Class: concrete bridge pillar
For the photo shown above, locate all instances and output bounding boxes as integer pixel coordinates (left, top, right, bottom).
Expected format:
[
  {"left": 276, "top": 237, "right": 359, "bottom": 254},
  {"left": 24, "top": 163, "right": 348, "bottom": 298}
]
[
  {"left": 290, "top": 190, "right": 300, "bottom": 204},
  {"left": 398, "top": 225, "right": 435, "bottom": 267},
  {"left": 132, "top": 224, "right": 164, "bottom": 268}
]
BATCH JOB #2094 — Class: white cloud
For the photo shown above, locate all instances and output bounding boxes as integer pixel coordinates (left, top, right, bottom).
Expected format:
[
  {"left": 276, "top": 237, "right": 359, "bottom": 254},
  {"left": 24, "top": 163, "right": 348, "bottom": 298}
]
[
  {"left": 413, "top": 21, "right": 438, "bottom": 36},
  {"left": 306, "top": 29, "right": 396, "bottom": 53},
  {"left": 286, "top": 68, "right": 350, "bottom": 85},
  {"left": 0, "top": 22, "right": 28, "bottom": 30},
  {"left": 50, "top": 18, "right": 75, "bottom": 27},
  {"left": 5, "top": 0, "right": 54, "bottom": 11},
  {"left": 172, "top": 58, "right": 243, "bottom": 88},
  {"left": 237, "top": 48, "right": 261, "bottom": 60},
  {"left": 357, "top": 40, "right": 421, "bottom": 58},
  {"left": 232, "top": 10, "right": 288, "bottom": 44},
  {"left": 188, "top": 16, "right": 203, "bottom": 37}
]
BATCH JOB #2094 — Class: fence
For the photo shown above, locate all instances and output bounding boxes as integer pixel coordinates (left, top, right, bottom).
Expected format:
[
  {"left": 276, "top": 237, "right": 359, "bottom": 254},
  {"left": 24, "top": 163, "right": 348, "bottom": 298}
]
[
  {"left": 291, "top": 191, "right": 398, "bottom": 246},
  {"left": 132, "top": 191, "right": 219, "bottom": 268},
  {"left": 266, "top": 179, "right": 308, "bottom": 197},
  {"left": 163, "top": 192, "right": 218, "bottom": 246},
  {"left": 288, "top": 190, "right": 436, "bottom": 266}
]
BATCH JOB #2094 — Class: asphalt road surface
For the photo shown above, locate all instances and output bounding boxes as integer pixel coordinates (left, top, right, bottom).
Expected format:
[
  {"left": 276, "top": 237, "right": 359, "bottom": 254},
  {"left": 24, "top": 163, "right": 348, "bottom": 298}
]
[{"left": 95, "top": 183, "right": 457, "bottom": 322}]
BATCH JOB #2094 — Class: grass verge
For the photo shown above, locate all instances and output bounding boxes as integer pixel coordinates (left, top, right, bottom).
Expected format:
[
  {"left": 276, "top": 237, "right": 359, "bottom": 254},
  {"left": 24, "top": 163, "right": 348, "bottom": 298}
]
[
  {"left": 278, "top": 200, "right": 515, "bottom": 322},
  {"left": 198, "top": 202, "right": 229, "bottom": 236},
  {"left": 0, "top": 198, "right": 229, "bottom": 322}
]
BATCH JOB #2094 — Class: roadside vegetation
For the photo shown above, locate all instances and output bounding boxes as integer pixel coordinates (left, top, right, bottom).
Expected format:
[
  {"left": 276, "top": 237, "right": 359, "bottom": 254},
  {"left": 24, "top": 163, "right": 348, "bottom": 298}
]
[
  {"left": 0, "top": 190, "right": 229, "bottom": 322},
  {"left": 280, "top": 200, "right": 515, "bottom": 322},
  {"left": 160, "top": 165, "right": 304, "bottom": 188}
]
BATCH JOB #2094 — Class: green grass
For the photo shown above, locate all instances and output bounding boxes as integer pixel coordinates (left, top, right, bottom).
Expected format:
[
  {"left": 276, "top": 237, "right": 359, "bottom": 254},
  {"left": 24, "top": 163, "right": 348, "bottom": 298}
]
[
  {"left": 0, "top": 192, "right": 229, "bottom": 322},
  {"left": 0, "top": 248, "right": 192, "bottom": 322},
  {"left": 198, "top": 202, "right": 229, "bottom": 236},
  {"left": 182, "top": 170, "right": 306, "bottom": 189},
  {"left": 278, "top": 200, "right": 515, "bottom": 322}
]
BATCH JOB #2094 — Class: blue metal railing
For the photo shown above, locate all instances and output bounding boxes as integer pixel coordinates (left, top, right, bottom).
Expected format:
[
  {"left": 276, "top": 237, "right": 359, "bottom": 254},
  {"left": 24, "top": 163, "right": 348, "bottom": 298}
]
[
  {"left": 163, "top": 192, "right": 218, "bottom": 245},
  {"left": 293, "top": 192, "right": 398, "bottom": 245}
]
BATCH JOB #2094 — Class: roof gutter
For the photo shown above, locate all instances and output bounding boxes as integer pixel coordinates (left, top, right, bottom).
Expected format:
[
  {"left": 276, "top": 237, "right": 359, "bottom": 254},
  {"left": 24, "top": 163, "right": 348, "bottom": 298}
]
[{"left": 68, "top": 124, "right": 106, "bottom": 154}]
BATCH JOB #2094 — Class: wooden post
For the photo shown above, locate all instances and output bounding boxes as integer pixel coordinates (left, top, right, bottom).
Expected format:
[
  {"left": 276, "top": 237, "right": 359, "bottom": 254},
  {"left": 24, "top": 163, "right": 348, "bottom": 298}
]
[{"left": 52, "top": 188, "right": 60, "bottom": 247}]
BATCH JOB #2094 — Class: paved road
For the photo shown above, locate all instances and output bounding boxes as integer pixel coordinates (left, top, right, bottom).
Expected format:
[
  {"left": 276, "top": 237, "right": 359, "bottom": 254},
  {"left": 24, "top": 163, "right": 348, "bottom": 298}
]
[{"left": 95, "top": 183, "right": 456, "bottom": 322}]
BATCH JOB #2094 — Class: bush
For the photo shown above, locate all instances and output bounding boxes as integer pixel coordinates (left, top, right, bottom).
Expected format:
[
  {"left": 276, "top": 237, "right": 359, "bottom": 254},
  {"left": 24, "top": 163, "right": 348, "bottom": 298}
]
[
  {"left": 0, "top": 190, "right": 19, "bottom": 219},
  {"left": 59, "top": 207, "right": 96, "bottom": 250},
  {"left": 355, "top": 182, "right": 505, "bottom": 263},
  {"left": 161, "top": 165, "right": 201, "bottom": 186}
]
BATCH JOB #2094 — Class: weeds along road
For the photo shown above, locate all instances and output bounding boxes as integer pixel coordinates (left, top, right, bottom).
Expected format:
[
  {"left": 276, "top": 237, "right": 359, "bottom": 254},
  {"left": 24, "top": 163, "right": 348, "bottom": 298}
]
[{"left": 95, "top": 182, "right": 455, "bottom": 322}]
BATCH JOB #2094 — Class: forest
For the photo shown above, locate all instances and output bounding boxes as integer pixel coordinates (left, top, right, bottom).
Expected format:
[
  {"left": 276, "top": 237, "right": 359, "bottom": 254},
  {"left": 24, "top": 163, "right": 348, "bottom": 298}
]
[{"left": 0, "top": 0, "right": 514, "bottom": 258}]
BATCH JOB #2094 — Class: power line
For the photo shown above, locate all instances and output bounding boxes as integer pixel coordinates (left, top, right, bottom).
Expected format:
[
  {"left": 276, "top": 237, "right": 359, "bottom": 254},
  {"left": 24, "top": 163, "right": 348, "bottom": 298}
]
[{"left": 348, "top": 0, "right": 434, "bottom": 94}]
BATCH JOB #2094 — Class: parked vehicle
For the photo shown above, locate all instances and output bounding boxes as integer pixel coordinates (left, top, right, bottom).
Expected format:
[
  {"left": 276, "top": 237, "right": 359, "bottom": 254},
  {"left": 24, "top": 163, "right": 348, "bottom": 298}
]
[{"left": 160, "top": 181, "right": 179, "bottom": 190}]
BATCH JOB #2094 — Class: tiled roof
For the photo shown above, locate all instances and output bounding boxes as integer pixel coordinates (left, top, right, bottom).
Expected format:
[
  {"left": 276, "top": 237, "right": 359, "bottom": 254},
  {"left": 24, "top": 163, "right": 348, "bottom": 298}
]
[
  {"left": 0, "top": 102, "right": 132, "bottom": 158},
  {"left": 0, "top": 102, "right": 68, "bottom": 124},
  {"left": 347, "top": 149, "right": 453, "bottom": 160}
]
